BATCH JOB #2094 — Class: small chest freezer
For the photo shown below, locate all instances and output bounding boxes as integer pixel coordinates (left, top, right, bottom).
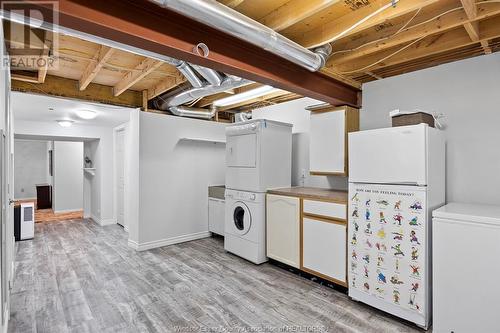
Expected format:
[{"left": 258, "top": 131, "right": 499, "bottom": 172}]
[{"left": 433, "top": 203, "right": 500, "bottom": 333}]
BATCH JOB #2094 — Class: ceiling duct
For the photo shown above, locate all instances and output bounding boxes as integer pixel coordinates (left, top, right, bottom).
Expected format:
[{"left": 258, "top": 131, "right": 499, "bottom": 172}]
[{"left": 149, "top": 0, "right": 332, "bottom": 71}]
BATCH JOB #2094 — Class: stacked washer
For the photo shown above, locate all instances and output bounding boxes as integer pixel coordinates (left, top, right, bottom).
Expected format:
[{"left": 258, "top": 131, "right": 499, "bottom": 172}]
[{"left": 225, "top": 119, "right": 292, "bottom": 264}]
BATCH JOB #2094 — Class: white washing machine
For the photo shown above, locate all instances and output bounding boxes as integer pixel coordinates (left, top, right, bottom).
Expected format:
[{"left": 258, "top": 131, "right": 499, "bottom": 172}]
[
  {"left": 224, "top": 189, "right": 266, "bottom": 264},
  {"left": 225, "top": 119, "right": 292, "bottom": 192}
]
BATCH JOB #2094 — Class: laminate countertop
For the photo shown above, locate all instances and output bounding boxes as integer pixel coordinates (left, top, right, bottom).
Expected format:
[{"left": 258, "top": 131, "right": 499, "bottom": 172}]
[{"left": 267, "top": 187, "right": 348, "bottom": 203}]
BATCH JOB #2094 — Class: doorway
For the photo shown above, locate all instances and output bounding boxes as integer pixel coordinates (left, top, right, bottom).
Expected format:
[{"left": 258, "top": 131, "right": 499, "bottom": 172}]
[{"left": 114, "top": 126, "right": 126, "bottom": 229}]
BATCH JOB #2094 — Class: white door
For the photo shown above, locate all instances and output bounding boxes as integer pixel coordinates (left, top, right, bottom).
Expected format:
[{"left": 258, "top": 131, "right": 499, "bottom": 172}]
[
  {"left": 225, "top": 133, "right": 257, "bottom": 168},
  {"left": 116, "top": 129, "right": 125, "bottom": 227},
  {"left": 349, "top": 124, "right": 428, "bottom": 185}
]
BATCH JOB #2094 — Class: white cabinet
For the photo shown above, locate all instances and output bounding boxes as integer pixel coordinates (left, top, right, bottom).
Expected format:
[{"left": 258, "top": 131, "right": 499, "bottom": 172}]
[
  {"left": 308, "top": 105, "right": 359, "bottom": 176},
  {"left": 208, "top": 198, "right": 225, "bottom": 236},
  {"left": 266, "top": 194, "right": 300, "bottom": 268},
  {"left": 302, "top": 217, "right": 346, "bottom": 285}
]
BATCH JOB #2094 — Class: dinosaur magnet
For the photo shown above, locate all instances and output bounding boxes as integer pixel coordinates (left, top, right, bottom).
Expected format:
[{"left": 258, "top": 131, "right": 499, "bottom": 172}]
[
  {"left": 410, "top": 265, "right": 420, "bottom": 277},
  {"left": 377, "top": 227, "right": 386, "bottom": 239},
  {"left": 365, "top": 209, "right": 371, "bottom": 221},
  {"left": 390, "top": 275, "right": 404, "bottom": 285},
  {"left": 352, "top": 209, "right": 359, "bottom": 218},
  {"left": 377, "top": 270, "right": 387, "bottom": 284},
  {"left": 411, "top": 282, "right": 419, "bottom": 292},
  {"left": 393, "top": 213, "right": 403, "bottom": 226},
  {"left": 392, "top": 231, "right": 403, "bottom": 241},
  {"left": 362, "top": 254, "right": 370, "bottom": 264},
  {"left": 409, "top": 216, "right": 419, "bottom": 226},
  {"left": 375, "top": 242, "right": 387, "bottom": 252},
  {"left": 351, "top": 233, "right": 357, "bottom": 245},
  {"left": 394, "top": 200, "right": 402, "bottom": 210},
  {"left": 410, "top": 230, "right": 421, "bottom": 245},
  {"left": 364, "top": 265, "right": 369, "bottom": 278},
  {"left": 377, "top": 200, "right": 389, "bottom": 206},
  {"left": 351, "top": 193, "right": 360, "bottom": 202},
  {"left": 354, "top": 221, "right": 359, "bottom": 232},
  {"left": 393, "top": 290, "right": 401, "bottom": 304},
  {"left": 411, "top": 247, "right": 419, "bottom": 261},
  {"left": 410, "top": 201, "right": 423, "bottom": 210},
  {"left": 379, "top": 212, "right": 387, "bottom": 224},
  {"left": 364, "top": 282, "right": 370, "bottom": 292},
  {"left": 352, "top": 250, "right": 358, "bottom": 260},
  {"left": 377, "top": 255, "right": 384, "bottom": 267},
  {"left": 365, "top": 239, "right": 373, "bottom": 248}
]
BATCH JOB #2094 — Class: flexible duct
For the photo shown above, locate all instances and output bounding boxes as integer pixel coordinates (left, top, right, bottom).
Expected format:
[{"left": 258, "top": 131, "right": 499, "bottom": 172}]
[
  {"left": 169, "top": 105, "right": 216, "bottom": 119},
  {"left": 189, "top": 64, "right": 224, "bottom": 86},
  {"left": 154, "top": 75, "right": 251, "bottom": 111},
  {"left": 149, "top": 0, "right": 331, "bottom": 71}
]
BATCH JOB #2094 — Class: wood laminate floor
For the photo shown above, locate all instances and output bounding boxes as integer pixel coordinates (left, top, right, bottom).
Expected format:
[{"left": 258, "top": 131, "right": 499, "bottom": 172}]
[
  {"left": 9, "top": 219, "right": 423, "bottom": 333},
  {"left": 15, "top": 200, "right": 83, "bottom": 222}
]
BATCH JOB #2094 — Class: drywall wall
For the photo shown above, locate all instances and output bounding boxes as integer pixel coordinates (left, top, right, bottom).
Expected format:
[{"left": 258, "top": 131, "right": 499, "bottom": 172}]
[
  {"left": 361, "top": 53, "right": 500, "bottom": 205},
  {"left": 14, "top": 120, "right": 121, "bottom": 224},
  {"left": 53, "top": 141, "right": 84, "bottom": 212},
  {"left": 132, "top": 112, "right": 226, "bottom": 250},
  {"left": 14, "top": 139, "right": 49, "bottom": 199},
  {"left": 253, "top": 98, "right": 348, "bottom": 190},
  {"left": 125, "top": 110, "right": 140, "bottom": 245}
]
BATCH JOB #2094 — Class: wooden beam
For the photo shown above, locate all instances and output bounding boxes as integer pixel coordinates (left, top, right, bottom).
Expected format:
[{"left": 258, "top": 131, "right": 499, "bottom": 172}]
[
  {"left": 219, "top": 0, "right": 244, "bottom": 8},
  {"left": 259, "top": 0, "right": 340, "bottom": 32},
  {"left": 79, "top": 45, "right": 115, "bottom": 90},
  {"left": 329, "top": 2, "right": 500, "bottom": 65},
  {"left": 333, "top": 16, "right": 500, "bottom": 74},
  {"left": 142, "top": 90, "right": 148, "bottom": 111},
  {"left": 12, "top": 72, "right": 40, "bottom": 83},
  {"left": 146, "top": 72, "right": 186, "bottom": 100},
  {"left": 460, "top": 0, "right": 491, "bottom": 54},
  {"left": 21, "top": 0, "right": 360, "bottom": 107},
  {"left": 293, "top": 0, "right": 440, "bottom": 48},
  {"left": 113, "top": 57, "right": 163, "bottom": 96},
  {"left": 37, "top": 30, "right": 50, "bottom": 83},
  {"left": 12, "top": 74, "right": 142, "bottom": 107}
]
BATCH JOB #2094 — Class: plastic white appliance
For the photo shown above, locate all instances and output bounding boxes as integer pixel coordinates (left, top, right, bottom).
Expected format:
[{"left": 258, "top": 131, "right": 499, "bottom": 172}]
[
  {"left": 347, "top": 124, "right": 445, "bottom": 329},
  {"left": 20, "top": 202, "right": 35, "bottom": 240},
  {"left": 225, "top": 119, "right": 292, "bottom": 193},
  {"left": 224, "top": 189, "right": 266, "bottom": 264},
  {"left": 432, "top": 203, "right": 500, "bottom": 333}
]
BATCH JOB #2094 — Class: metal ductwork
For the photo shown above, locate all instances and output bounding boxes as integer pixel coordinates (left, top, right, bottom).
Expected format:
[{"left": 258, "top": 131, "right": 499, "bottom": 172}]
[
  {"left": 169, "top": 105, "right": 217, "bottom": 119},
  {"left": 175, "top": 61, "right": 204, "bottom": 88},
  {"left": 149, "top": 0, "right": 332, "bottom": 71},
  {"left": 235, "top": 112, "right": 252, "bottom": 123},
  {"left": 153, "top": 68, "right": 252, "bottom": 119}
]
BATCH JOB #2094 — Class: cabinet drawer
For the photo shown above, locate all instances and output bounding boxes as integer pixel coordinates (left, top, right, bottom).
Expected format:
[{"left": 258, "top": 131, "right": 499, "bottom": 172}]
[
  {"left": 303, "top": 200, "right": 346, "bottom": 220},
  {"left": 302, "top": 217, "right": 346, "bottom": 284}
]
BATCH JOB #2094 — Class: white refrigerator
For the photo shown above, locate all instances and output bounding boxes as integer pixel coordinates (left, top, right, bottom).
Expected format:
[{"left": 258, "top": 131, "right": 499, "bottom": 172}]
[{"left": 347, "top": 124, "right": 445, "bottom": 329}]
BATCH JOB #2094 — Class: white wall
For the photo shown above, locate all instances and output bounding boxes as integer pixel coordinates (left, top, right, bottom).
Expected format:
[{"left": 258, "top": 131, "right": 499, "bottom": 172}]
[
  {"left": 253, "top": 98, "right": 348, "bottom": 190},
  {"left": 128, "top": 112, "right": 226, "bottom": 250},
  {"left": 361, "top": 53, "right": 500, "bottom": 205},
  {"left": 53, "top": 141, "right": 83, "bottom": 212},
  {"left": 14, "top": 120, "right": 119, "bottom": 224},
  {"left": 14, "top": 139, "right": 49, "bottom": 199}
]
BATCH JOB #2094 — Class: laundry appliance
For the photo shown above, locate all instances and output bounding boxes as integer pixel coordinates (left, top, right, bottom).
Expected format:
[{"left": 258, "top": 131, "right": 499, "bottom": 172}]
[
  {"left": 225, "top": 189, "right": 266, "bottom": 264},
  {"left": 347, "top": 124, "right": 445, "bottom": 329},
  {"left": 224, "top": 119, "right": 292, "bottom": 264},
  {"left": 225, "top": 119, "right": 292, "bottom": 192}
]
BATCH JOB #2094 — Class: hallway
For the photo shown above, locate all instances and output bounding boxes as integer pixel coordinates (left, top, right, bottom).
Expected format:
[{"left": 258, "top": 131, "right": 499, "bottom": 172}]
[{"left": 9, "top": 220, "right": 420, "bottom": 333}]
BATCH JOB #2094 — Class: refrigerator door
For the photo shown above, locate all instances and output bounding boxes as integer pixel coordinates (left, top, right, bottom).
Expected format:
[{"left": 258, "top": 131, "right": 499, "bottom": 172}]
[
  {"left": 349, "top": 124, "right": 427, "bottom": 185},
  {"left": 348, "top": 183, "right": 429, "bottom": 328}
]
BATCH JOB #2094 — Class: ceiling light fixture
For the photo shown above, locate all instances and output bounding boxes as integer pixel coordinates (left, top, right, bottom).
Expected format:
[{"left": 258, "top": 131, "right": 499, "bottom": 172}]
[
  {"left": 76, "top": 110, "right": 97, "bottom": 120},
  {"left": 212, "top": 85, "right": 281, "bottom": 107},
  {"left": 56, "top": 120, "right": 74, "bottom": 127}
]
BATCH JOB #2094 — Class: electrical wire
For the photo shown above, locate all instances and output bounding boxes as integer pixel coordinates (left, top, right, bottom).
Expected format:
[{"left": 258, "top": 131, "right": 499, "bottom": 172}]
[{"left": 337, "top": 0, "right": 500, "bottom": 74}]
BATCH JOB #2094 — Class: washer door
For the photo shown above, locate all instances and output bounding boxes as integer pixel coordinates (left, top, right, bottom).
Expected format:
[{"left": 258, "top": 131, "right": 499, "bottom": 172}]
[{"left": 231, "top": 201, "right": 252, "bottom": 235}]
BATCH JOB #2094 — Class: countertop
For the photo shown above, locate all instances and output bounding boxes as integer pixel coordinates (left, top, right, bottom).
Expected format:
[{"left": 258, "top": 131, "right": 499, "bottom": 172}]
[{"left": 267, "top": 187, "right": 348, "bottom": 203}]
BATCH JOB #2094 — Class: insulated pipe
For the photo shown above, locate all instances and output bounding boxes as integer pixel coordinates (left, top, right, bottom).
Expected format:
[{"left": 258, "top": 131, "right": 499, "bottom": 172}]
[
  {"left": 190, "top": 64, "right": 224, "bottom": 86},
  {"left": 155, "top": 75, "right": 251, "bottom": 111},
  {"left": 175, "top": 62, "right": 204, "bottom": 88},
  {"left": 149, "top": 0, "right": 331, "bottom": 71},
  {"left": 169, "top": 105, "right": 216, "bottom": 119}
]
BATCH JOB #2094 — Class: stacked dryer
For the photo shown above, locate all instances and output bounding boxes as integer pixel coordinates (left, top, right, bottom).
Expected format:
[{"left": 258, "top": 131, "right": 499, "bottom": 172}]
[{"left": 225, "top": 119, "right": 292, "bottom": 264}]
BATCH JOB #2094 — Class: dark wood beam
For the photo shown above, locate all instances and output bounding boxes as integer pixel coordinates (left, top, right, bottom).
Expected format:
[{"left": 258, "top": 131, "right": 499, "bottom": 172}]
[{"left": 4, "top": 0, "right": 360, "bottom": 107}]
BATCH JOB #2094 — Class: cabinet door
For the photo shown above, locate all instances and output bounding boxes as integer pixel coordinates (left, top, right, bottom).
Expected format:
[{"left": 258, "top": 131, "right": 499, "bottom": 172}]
[
  {"left": 302, "top": 217, "right": 346, "bottom": 285},
  {"left": 310, "top": 110, "right": 345, "bottom": 174},
  {"left": 266, "top": 194, "right": 300, "bottom": 268},
  {"left": 208, "top": 198, "right": 225, "bottom": 236}
]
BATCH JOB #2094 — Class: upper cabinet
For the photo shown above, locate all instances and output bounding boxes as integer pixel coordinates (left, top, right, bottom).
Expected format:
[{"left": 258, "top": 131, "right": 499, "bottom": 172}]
[{"left": 308, "top": 105, "right": 359, "bottom": 176}]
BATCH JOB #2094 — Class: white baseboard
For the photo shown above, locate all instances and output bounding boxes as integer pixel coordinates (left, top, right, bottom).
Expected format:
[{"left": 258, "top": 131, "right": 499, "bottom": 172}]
[
  {"left": 127, "top": 239, "right": 139, "bottom": 250},
  {"left": 132, "top": 231, "right": 211, "bottom": 251},
  {"left": 90, "top": 214, "right": 116, "bottom": 226},
  {"left": 53, "top": 208, "right": 83, "bottom": 214}
]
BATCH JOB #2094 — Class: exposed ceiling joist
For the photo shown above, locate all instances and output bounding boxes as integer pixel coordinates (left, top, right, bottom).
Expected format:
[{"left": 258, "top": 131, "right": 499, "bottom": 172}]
[
  {"left": 333, "top": 15, "right": 500, "bottom": 75},
  {"left": 12, "top": 75, "right": 143, "bottom": 107},
  {"left": 294, "top": 0, "right": 440, "bottom": 48},
  {"left": 329, "top": 2, "right": 500, "bottom": 65},
  {"left": 24, "top": 0, "right": 360, "bottom": 107},
  {"left": 113, "top": 57, "right": 163, "bottom": 96},
  {"left": 460, "top": 0, "right": 491, "bottom": 54},
  {"left": 146, "top": 72, "right": 186, "bottom": 100},
  {"left": 259, "top": 0, "right": 340, "bottom": 32},
  {"left": 79, "top": 45, "right": 115, "bottom": 90}
]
